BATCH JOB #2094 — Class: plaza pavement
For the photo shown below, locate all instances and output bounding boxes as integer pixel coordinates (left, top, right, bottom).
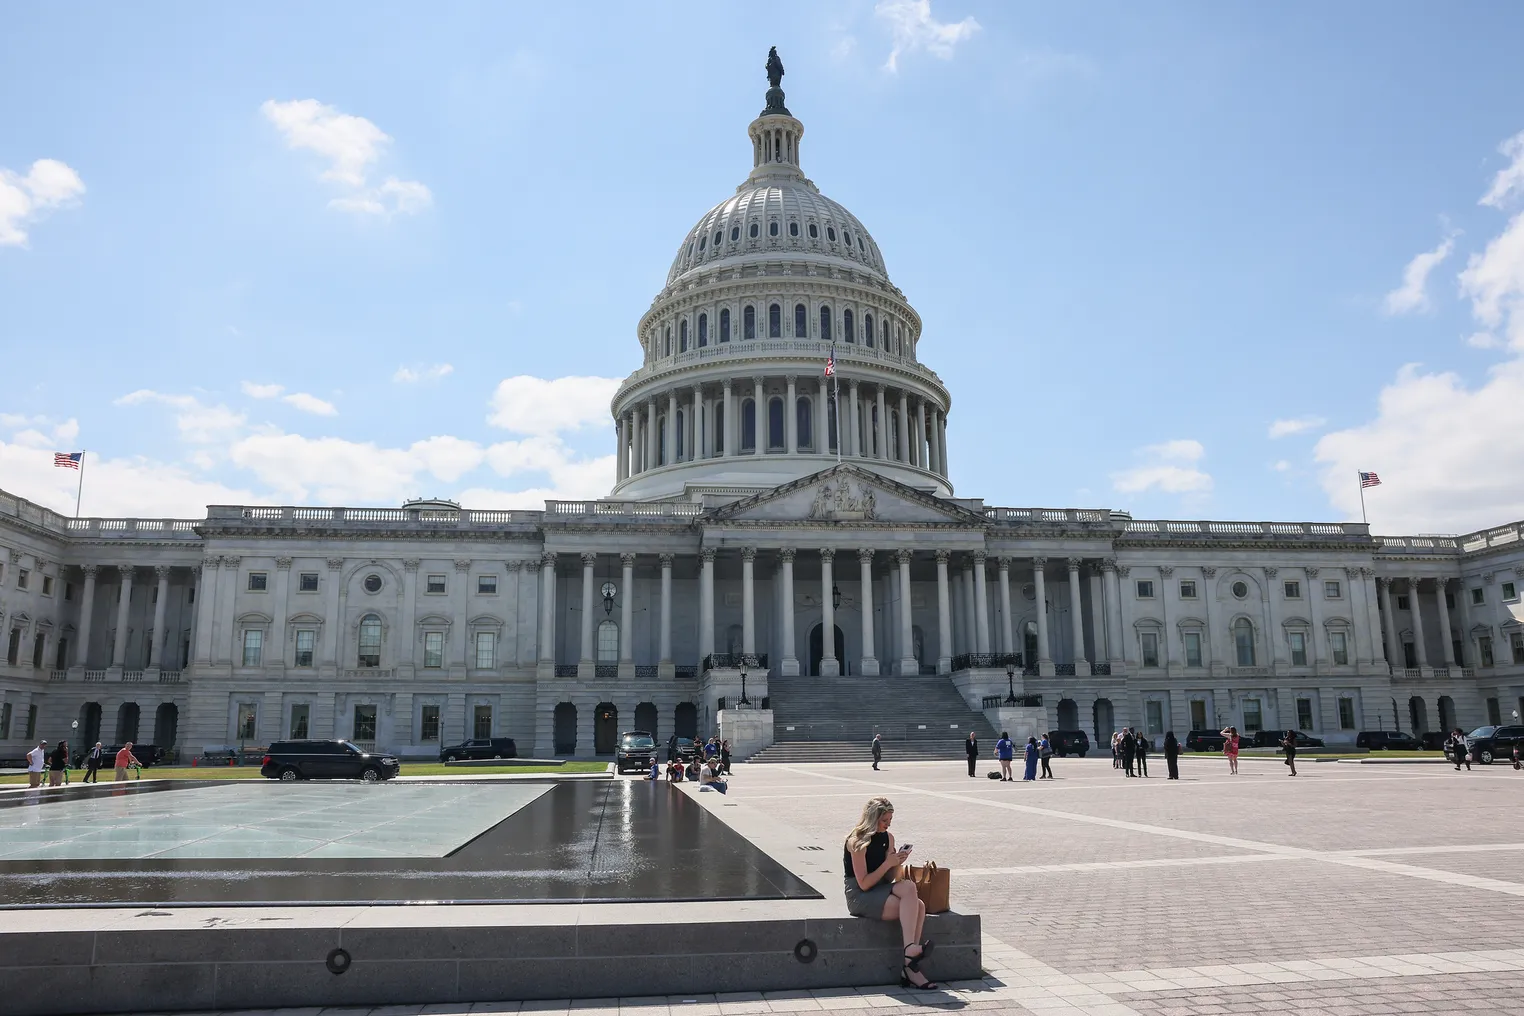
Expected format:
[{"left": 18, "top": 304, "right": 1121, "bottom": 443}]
[{"left": 134, "top": 752, "right": 1524, "bottom": 1016}]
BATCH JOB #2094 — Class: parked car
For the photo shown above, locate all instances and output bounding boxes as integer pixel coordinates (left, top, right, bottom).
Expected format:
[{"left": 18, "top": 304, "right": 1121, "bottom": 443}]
[
  {"left": 438, "top": 737, "right": 518, "bottom": 762},
  {"left": 616, "top": 731, "right": 658, "bottom": 773},
  {"left": 1248, "top": 730, "right": 1325, "bottom": 749},
  {"left": 1046, "top": 730, "right": 1090, "bottom": 757},
  {"left": 74, "top": 744, "right": 167, "bottom": 768},
  {"left": 1464, "top": 725, "right": 1524, "bottom": 764},
  {"left": 674, "top": 736, "right": 699, "bottom": 761},
  {"left": 1355, "top": 731, "right": 1422, "bottom": 751},
  {"left": 261, "top": 740, "right": 400, "bottom": 782},
  {"left": 1419, "top": 731, "right": 1449, "bottom": 752},
  {"left": 1186, "top": 729, "right": 1231, "bottom": 752}
]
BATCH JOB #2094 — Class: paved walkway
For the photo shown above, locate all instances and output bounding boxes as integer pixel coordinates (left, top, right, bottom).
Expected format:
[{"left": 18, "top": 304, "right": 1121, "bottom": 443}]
[{"left": 136, "top": 753, "right": 1524, "bottom": 1016}]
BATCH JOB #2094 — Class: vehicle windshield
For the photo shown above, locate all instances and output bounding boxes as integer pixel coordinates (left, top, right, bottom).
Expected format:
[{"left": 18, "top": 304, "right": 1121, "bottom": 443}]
[
  {"left": 340, "top": 741, "right": 362, "bottom": 753},
  {"left": 1469, "top": 726, "right": 1497, "bottom": 737},
  {"left": 621, "top": 734, "right": 655, "bottom": 749}
]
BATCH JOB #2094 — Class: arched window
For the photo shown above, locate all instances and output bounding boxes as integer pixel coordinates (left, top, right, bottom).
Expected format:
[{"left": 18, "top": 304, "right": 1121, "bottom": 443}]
[
  {"left": 1234, "top": 619, "right": 1256, "bottom": 667},
  {"left": 358, "top": 615, "right": 382, "bottom": 668},
  {"left": 769, "top": 303, "right": 781, "bottom": 338},
  {"left": 789, "top": 221, "right": 799, "bottom": 237},
  {"left": 676, "top": 408, "right": 685, "bottom": 459},
  {"left": 808, "top": 223, "right": 819, "bottom": 239},
  {"left": 741, "top": 398, "right": 757, "bottom": 452},
  {"left": 743, "top": 305, "right": 755, "bottom": 340},
  {"left": 730, "top": 225, "right": 739, "bottom": 242},
  {"left": 680, "top": 319, "right": 689, "bottom": 352},
  {"left": 827, "top": 226, "right": 837, "bottom": 242},
  {"left": 828, "top": 398, "right": 839, "bottom": 452},
  {"left": 863, "top": 313, "right": 874, "bottom": 348},
  {"left": 714, "top": 408, "right": 724, "bottom": 455},
  {"left": 795, "top": 303, "right": 808, "bottom": 337},
  {"left": 699, "top": 235, "right": 707, "bottom": 251},
  {"left": 883, "top": 319, "right": 890, "bottom": 349},
  {"left": 713, "top": 229, "right": 722, "bottom": 247},
  {"left": 768, "top": 396, "right": 784, "bottom": 451},
  {"left": 719, "top": 308, "right": 731, "bottom": 343},
  {"left": 664, "top": 326, "right": 671, "bottom": 357},
  {"left": 658, "top": 418, "right": 666, "bottom": 466},
  {"left": 820, "top": 305, "right": 832, "bottom": 342},
  {"left": 843, "top": 309, "right": 855, "bottom": 343},
  {"left": 597, "top": 620, "right": 619, "bottom": 663},
  {"left": 844, "top": 231, "right": 853, "bottom": 247},
  {"left": 769, "top": 221, "right": 779, "bottom": 236},
  {"left": 749, "top": 222, "right": 759, "bottom": 238},
  {"left": 698, "top": 313, "right": 708, "bottom": 347},
  {"left": 797, "top": 396, "right": 813, "bottom": 450}
]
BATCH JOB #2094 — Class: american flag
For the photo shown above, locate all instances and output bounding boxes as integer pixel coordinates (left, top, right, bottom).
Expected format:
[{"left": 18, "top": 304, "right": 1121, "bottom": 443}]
[
  {"left": 54, "top": 452, "right": 83, "bottom": 469},
  {"left": 824, "top": 350, "right": 835, "bottom": 377},
  {"left": 1360, "top": 471, "right": 1381, "bottom": 488}
]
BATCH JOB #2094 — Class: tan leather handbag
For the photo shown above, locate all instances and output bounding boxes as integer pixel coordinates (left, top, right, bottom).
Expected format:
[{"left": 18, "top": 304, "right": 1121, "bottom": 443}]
[{"left": 899, "top": 861, "right": 950, "bottom": 913}]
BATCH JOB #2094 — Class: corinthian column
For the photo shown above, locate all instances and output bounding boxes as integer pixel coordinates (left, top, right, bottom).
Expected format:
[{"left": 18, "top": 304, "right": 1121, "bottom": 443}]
[
  {"left": 935, "top": 551, "right": 952, "bottom": 674},
  {"left": 741, "top": 548, "right": 757, "bottom": 656},
  {"left": 619, "top": 553, "right": 635, "bottom": 676},
  {"left": 1067, "top": 558, "right": 1089, "bottom": 676},
  {"left": 1033, "top": 558, "right": 1052, "bottom": 675},
  {"left": 820, "top": 549, "right": 839, "bottom": 675},
  {"left": 111, "top": 565, "right": 135, "bottom": 668},
  {"left": 858, "top": 548, "right": 878, "bottom": 676},
  {"left": 149, "top": 565, "right": 170, "bottom": 670},
  {"left": 579, "top": 553, "right": 596, "bottom": 669},
  {"left": 973, "top": 552, "right": 991, "bottom": 655},
  {"left": 779, "top": 549, "right": 799, "bottom": 675},
  {"left": 897, "top": 550, "right": 917, "bottom": 675}
]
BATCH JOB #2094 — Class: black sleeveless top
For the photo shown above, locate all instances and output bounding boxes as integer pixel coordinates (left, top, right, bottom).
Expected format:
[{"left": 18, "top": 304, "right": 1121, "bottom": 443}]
[{"left": 844, "top": 831, "right": 890, "bottom": 879}]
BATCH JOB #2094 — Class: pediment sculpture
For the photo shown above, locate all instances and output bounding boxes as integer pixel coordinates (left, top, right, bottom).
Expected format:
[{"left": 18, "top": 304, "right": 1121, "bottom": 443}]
[{"left": 809, "top": 480, "right": 877, "bottom": 521}]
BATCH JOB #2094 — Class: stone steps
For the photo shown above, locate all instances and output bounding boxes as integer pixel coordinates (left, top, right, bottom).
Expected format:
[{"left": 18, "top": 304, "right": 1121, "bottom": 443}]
[
  {"left": 746, "top": 739, "right": 973, "bottom": 764},
  {"left": 764, "top": 675, "right": 996, "bottom": 754}
]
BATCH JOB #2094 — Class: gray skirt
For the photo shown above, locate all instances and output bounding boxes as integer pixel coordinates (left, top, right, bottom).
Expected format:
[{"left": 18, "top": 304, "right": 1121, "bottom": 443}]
[{"left": 844, "top": 876, "right": 895, "bottom": 918}]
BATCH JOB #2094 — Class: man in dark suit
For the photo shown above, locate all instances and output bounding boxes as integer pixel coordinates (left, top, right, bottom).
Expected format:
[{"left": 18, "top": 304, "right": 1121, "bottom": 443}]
[
  {"left": 871, "top": 733, "right": 882, "bottom": 770},
  {"left": 83, "top": 742, "right": 104, "bottom": 783},
  {"left": 966, "top": 731, "right": 979, "bottom": 777},
  {"left": 1121, "top": 728, "right": 1137, "bottom": 777}
]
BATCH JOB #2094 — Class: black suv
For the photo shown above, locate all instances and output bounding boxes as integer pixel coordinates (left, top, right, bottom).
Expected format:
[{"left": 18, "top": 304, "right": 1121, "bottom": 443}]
[
  {"left": 77, "top": 744, "right": 166, "bottom": 768},
  {"left": 1465, "top": 725, "right": 1524, "bottom": 764},
  {"left": 617, "top": 731, "right": 658, "bottom": 773},
  {"left": 1355, "top": 731, "right": 1421, "bottom": 751},
  {"left": 1186, "top": 730, "right": 1233, "bottom": 752},
  {"left": 261, "top": 740, "right": 400, "bottom": 782},
  {"left": 438, "top": 737, "right": 517, "bottom": 762},
  {"left": 1249, "top": 730, "right": 1325, "bottom": 749},
  {"left": 1046, "top": 730, "right": 1090, "bottom": 757}
]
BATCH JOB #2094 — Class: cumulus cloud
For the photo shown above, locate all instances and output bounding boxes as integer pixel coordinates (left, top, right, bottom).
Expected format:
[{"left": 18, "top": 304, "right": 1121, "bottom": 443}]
[
  {"left": 0, "top": 439, "right": 262, "bottom": 519},
  {"left": 1111, "top": 439, "right": 1213, "bottom": 495},
  {"left": 261, "top": 99, "right": 432, "bottom": 217},
  {"left": 487, "top": 375, "right": 621, "bottom": 435},
  {"left": 876, "top": 0, "right": 980, "bottom": 73},
  {"left": 240, "top": 381, "right": 338, "bottom": 416},
  {"left": 393, "top": 363, "right": 454, "bottom": 383},
  {"left": 0, "top": 158, "right": 85, "bottom": 247},
  {"left": 114, "top": 390, "right": 247, "bottom": 444},
  {"left": 1480, "top": 129, "right": 1524, "bottom": 209},
  {"left": 1383, "top": 233, "right": 1456, "bottom": 315},
  {"left": 1268, "top": 416, "right": 1327, "bottom": 439}
]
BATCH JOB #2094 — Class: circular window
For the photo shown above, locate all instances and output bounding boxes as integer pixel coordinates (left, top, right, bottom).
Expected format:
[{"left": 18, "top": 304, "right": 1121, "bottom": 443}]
[
  {"left": 808, "top": 223, "right": 818, "bottom": 239},
  {"left": 600, "top": 581, "right": 617, "bottom": 600},
  {"left": 769, "top": 221, "right": 779, "bottom": 236},
  {"left": 827, "top": 226, "right": 837, "bottom": 242},
  {"left": 789, "top": 221, "right": 799, "bottom": 237},
  {"left": 749, "top": 222, "right": 759, "bottom": 238},
  {"left": 363, "top": 574, "right": 383, "bottom": 594},
  {"left": 1232, "top": 581, "right": 1248, "bottom": 599},
  {"left": 730, "top": 226, "right": 739, "bottom": 242},
  {"left": 1022, "top": 583, "right": 1036, "bottom": 601}
]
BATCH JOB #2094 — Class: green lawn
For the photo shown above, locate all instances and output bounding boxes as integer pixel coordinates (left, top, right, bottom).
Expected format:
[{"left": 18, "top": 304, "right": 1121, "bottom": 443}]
[{"left": 0, "top": 761, "right": 607, "bottom": 785}]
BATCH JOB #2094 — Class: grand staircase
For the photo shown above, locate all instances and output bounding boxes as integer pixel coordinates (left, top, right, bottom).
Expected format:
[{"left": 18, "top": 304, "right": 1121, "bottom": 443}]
[{"left": 747, "top": 676, "right": 998, "bottom": 764}]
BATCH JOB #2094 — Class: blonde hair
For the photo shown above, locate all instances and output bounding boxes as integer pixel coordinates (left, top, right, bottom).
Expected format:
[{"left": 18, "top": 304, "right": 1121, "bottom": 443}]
[{"left": 846, "top": 796, "right": 894, "bottom": 853}]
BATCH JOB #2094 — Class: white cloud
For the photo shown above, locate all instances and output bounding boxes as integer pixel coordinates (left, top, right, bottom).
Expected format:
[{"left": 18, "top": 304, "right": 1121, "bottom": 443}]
[
  {"left": 241, "top": 381, "right": 285, "bottom": 399},
  {"left": 876, "top": 0, "right": 981, "bottom": 73},
  {"left": 1480, "top": 129, "right": 1524, "bottom": 209},
  {"left": 393, "top": 363, "right": 455, "bottom": 383},
  {"left": 1383, "top": 233, "right": 1456, "bottom": 315},
  {"left": 114, "top": 390, "right": 247, "bottom": 445},
  {"left": 1111, "top": 439, "right": 1213, "bottom": 495},
  {"left": 1457, "top": 208, "right": 1524, "bottom": 350},
  {"left": 261, "top": 99, "right": 432, "bottom": 217},
  {"left": 239, "top": 382, "right": 337, "bottom": 416},
  {"left": 0, "top": 158, "right": 85, "bottom": 247},
  {"left": 0, "top": 441, "right": 262, "bottom": 518},
  {"left": 1267, "top": 416, "right": 1327, "bottom": 439},
  {"left": 487, "top": 375, "right": 621, "bottom": 435},
  {"left": 1273, "top": 460, "right": 1291, "bottom": 473}
]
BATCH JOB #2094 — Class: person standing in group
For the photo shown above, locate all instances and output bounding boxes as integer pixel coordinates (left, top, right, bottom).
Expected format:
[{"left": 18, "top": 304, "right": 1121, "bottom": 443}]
[
  {"left": 26, "top": 740, "right": 46, "bottom": 788},
  {"left": 1134, "top": 731, "right": 1149, "bottom": 777},
  {"left": 83, "top": 742, "right": 104, "bottom": 783},
  {"left": 667, "top": 733, "right": 679, "bottom": 763},
  {"left": 1111, "top": 731, "right": 1122, "bottom": 769},
  {"left": 1281, "top": 729, "right": 1299, "bottom": 776},
  {"left": 47, "top": 740, "right": 69, "bottom": 787},
  {"left": 1446, "top": 728, "right": 1471, "bottom": 771},
  {"left": 1163, "top": 731, "right": 1181, "bottom": 780},
  {"left": 1038, "top": 734, "right": 1054, "bottom": 779},
  {"left": 1022, "top": 736, "right": 1039, "bottom": 781},
  {"left": 995, "top": 731, "right": 1015, "bottom": 781},
  {"left": 965, "top": 731, "right": 979, "bottom": 778},
  {"left": 1221, "top": 726, "right": 1240, "bottom": 775},
  {"left": 113, "top": 742, "right": 141, "bottom": 781},
  {"left": 872, "top": 733, "right": 883, "bottom": 771},
  {"left": 1121, "top": 728, "right": 1136, "bottom": 777}
]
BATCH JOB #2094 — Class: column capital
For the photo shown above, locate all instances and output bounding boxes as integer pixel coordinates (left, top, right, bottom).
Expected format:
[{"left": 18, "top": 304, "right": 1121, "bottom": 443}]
[
  {"left": 1375, "top": 575, "right": 1390, "bottom": 589},
  {"left": 848, "top": 379, "right": 860, "bottom": 392},
  {"left": 506, "top": 560, "right": 524, "bottom": 572},
  {"left": 779, "top": 547, "right": 797, "bottom": 563},
  {"left": 221, "top": 557, "right": 242, "bottom": 569},
  {"left": 1032, "top": 556, "right": 1048, "bottom": 568},
  {"left": 1116, "top": 565, "right": 1131, "bottom": 579},
  {"left": 275, "top": 557, "right": 293, "bottom": 571},
  {"left": 751, "top": 375, "right": 765, "bottom": 387},
  {"left": 541, "top": 552, "right": 557, "bottom": 569},
  {"left": 1201, "top": 566, "right": 1216, "bottom": 578},
  {"left": 326, "top": 557, "right": 344, "bottom": 571},
  {"left": 934, "top": 550, "right": 950, "bottom": 564},
  {"left": 115, "top": 563, "right": 138, "bottom": 576},
  {"left": 997, "top": 555, "right": 1012, "bottom": 569},
  {"left": 1408, "top": 576, "right": 1423, "bottom": 589},
  {"left": 819, "top": 548, "right": 836, "bottom": 562},
  {"left": 1344, "top": 566, "right": 1360, "bottom": 579},
  {"left": 858, "top": 547, "right": 875, "bottom": 563},
  {"left": 741, "top": 547, "right": 757, "bottom": 563},
  {"left": 620, "top": 553, "right": 637, "bottom": 568},
  {"left": 154, "top": 564, "right": 172, "bottom": 579},
  {"left": 524, "top": 559, "right": 541, "bottom": 573},
  {"left": 1305, "top": 567, "right": 1319, "bottom": 578},
  {"left": 1066, "top": 557, "right": 1082, "bottom": 571},
  {"left": 1100, "top": 558, "right": 1117, "bottom": 572},
  {"left": 454, "top": 558, "right": 471, "bottom": 572},
  {"left": 972, "top": 551, "right": 987, "bottom": 564},
  {"left": 659, "top": 552, "right": 674, "bottom": 567},
  {"left": 1158, "top": 564, "right": 1174, "bottom": 577},
  {"left": 897, "top": 548, "right": 913, "bottom": 564},
  {"left": 82, "top": 563, "right": 100, "bottom": 577},
  {"left": 722, "top": 378, "right": 733, "bottom": 391},
  {"left": 580, "top": 552, "right": 598, "bottom": 567},
  {"left": 785, "top": 374, "right": 797, "bottom": 385},
  {"left": 1264, "top": 566, "right": 1279, "bottom": 578},
  {"left": 401, "top": 558, "right": 419, "bottom": 572},
  {"left": 700, "top": 548, "right": 717, "bottom": 563}
]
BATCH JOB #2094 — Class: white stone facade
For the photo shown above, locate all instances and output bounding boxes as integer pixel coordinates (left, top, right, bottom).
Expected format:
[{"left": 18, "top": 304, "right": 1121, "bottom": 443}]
[{"left": 3, "top": 65, "right": 1522, "bottom": 758}]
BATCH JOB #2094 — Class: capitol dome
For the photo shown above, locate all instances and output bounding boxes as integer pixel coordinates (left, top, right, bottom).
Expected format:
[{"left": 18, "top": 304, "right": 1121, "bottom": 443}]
[{"left": 609, "top": 50, "right": 954, "bottom": 503}]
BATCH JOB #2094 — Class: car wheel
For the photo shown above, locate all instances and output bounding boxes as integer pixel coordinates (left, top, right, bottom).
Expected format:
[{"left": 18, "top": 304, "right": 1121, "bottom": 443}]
[
  {"left": 1077, "top": 752, "right": 1086, "bottom": 759},
  {"left": 1481, "top": 750, "right": 1495, "bottom": 764},
  {"left": 279, "top": 768, "right": 300, "bottom": 782},
  {"left": 360, "top": 767, "right": 381, "bottom": 782},
  {"left": 493, "top": 754, "right": 504, "bottom": 760},
  {"left": 443, "top": 754, "right": 457, "bottom": 763}
]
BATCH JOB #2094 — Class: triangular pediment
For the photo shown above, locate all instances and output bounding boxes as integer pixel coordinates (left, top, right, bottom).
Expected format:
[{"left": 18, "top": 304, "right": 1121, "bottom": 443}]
[{"left": 708, "top": 464, "right": 988, "bottom": 527}]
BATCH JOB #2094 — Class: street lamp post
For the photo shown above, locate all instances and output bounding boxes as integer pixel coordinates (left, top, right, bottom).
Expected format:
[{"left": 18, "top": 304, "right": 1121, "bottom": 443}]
[
  {"left": 1004, "top": 663, "right": 1018, "bottom": 706},
  {"left": 739, "top": 667, "right": 751, "bottom": 706}
]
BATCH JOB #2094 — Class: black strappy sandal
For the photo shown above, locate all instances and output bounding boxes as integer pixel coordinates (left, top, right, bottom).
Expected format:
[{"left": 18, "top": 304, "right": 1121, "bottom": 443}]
[{"left": 900, "top": 965, "right": 939, "bottom": 991}]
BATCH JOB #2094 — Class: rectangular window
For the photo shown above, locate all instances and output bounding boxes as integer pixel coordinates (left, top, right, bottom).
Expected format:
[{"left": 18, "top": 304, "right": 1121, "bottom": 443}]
[
  {"left": 294, "top": 630, "right": 316, "bottom": 668},
  {"left": 42, "top": 576, "right": 54, "bottom": 597},
  {"left": 1505, "top": 581, "right": 1519, "bottom": 601},
  {"left": 1324, "top": 580, "right": 1341, "bottom": 599},
  {"left": 1178, "top": 580, "right": 1197, "bottom": 599},
  {"left": 1190, "top": 699, "right": 1208, "bottom": 730},
  {"left": 1397, "top": 595, "right": 1410, "bottom": 610},
  {"left": 1512, "top": 632, "right": 1524, "bottom": 666},
  {"left": 26, "top": 704, "right": 38, "bottom": 740},
  {"left": 1338, "top": 697, "right": 1356, "bottom": 730},
  {"left": 1136, "top": 580, "right": 1154, "bottom": 599},
  {"left": 1472, "top": 587, "right": 1485, "bottom": 605},
  {"left": 1488, "top": 697, "right": 1502, "bottom": 726},
  {"left": 17, "top": 569, "right": 28, "bottom": 590},
  {"left": 1289, "top": 631, "right": 1307, "bottom": 666},
  {"left": 188, "top": 586, "right": 194, "bottom": 603},
  {"left": 1403, "top": 641, "right": 1417, "bottom": 668},
  {"left": 1283, "top": 581, "right": 1301, "bottom": 599},
  {"left": 1184, "top": 632, "right": 1203, "bottom": 667},
  {"left": 1330, "top": 631, "right": 1348, "bottom": 665},
  {"left": 353, "top": 705, "right": 377, "bottom": 742},
  {"left": 289, "top": 703, "right": 309, "bottom": 739},
  {"left": 1243, "top": 699, "right": 1263, "bottom": 733},
  {"left": 477, "top": 575, "right": 497, "bottom": 595},
  {"left": 1145, "top": 700, "right": 1164, "bottom": 736},
  {"left": 55, "top": 638, "right": 67, "bottom": 670},
  {"left": 242, "top": 629, "right": 263, "bottom": 667},
  {"left": 475, "top": 631, "right": 495, "bottom": 669},
  {"left": 247, "top": 572, "right": 268, "bottom": 592},
  {"left": 32, "top": 633, "right": 45, "bottom": 668},
  {"left": 424, "top": 631, "right": 445, "bottom": 668},
  {"left": 6, "top": 629, "right": 19, "bottom": 665},
  {"left": 427, "top": 574, "right": 447, "bottom": 594},
  {"left": 236, "top": 703, "right": 257, "bottom": 741},
  {"left": 64, "top": 582, "right": 74, "bottom": 602},
  {"left": 1140, "top": 632, "right": 1160, "bottom": 668},
  {"left": 473, "top": 704, "right": 492, "bottom": 739},
  {"left": 299, "top": 572, "right": 319, "bottom": 592},
  {"left": 1296, "top": 698, "right": 1314, "bottom": 731},
  {"left": 1445, "top": 592, "right": 1455, "bottom": 610},
  {"left": 420, "top": 704, "right": 441, "bottom": 742},
  {"left": 0, "top": 702, "right": 10, "bottom": 739}
]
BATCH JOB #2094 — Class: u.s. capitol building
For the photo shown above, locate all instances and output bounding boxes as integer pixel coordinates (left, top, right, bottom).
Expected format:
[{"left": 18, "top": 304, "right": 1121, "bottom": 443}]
[{"left": 3, "top": 59, "right": 1522, "bottom": 761}]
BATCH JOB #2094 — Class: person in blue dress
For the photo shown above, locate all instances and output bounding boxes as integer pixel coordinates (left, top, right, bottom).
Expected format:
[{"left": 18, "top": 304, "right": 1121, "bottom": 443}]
[
  {"left": 1022, "top": 737, "right": 1039, "bottom": 781},
  {"left": 995, "top": 731, "right": 1015, "bottom": 781}
]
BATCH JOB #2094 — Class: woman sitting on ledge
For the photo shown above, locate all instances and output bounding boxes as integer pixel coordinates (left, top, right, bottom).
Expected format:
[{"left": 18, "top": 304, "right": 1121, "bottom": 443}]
[{"left": 843, "top": 796, "right": 937, "bottom": 990}]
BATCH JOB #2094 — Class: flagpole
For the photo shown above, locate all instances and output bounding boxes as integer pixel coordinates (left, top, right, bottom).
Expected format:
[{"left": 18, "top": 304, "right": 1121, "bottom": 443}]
[
  {"left": 74, "top": 450, "right": 87, "bottom": 519},
  {"left": 831, "top": 343, "right": 841, "bottom": 464},
  {"left": 1357, "top": 471, "right": 1367, "bottom": 526}
]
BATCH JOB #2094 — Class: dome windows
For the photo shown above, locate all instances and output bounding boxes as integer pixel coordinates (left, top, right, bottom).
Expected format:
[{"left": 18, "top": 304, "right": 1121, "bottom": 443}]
[
  {"left": 680, "top": 319, "right": 689, "bottom": 351},
  {"left": 826, "top": 226, "right": 837, "bottom": 242},
  {"left": 664, "top": 326, "right": 672, "bottom": 357},
  {"left": 808, "top": 223, "right": 818, "bottom": 239},
  {"left": 769, "top": 303, "right": 782, "bottom": 338},
  {"left": 768, "top": 221, "right": 779, "bottom": 237},
  {"left": 789, "top": 221, "right": 799, "bottom": 237},
  {"left": 720, "top": 308, "right": 731, "bottom": 343},
  {"left": 858, "top": 236, "right": 866, "bottom": 252},
  {"left": 843, "top": 309, "right": 855, "bottom": 344},
  {"left": 749, "top": 222, "right": 759, "bottom": 238},
  {"left": 699, "top": 235, "right": 707, "bottom": 252},
  {"left": 743, "top": 305, "right": 756, "bottom": 340},
  {"left": 698, "top": 313, "right": 708, "bottom": 347},
  {"left": 819, "top": 305, "right": 833, "bottom": 342},
  {"left": 714, "top": 229, "right": 723, "bottom": 247},
  {"left": 844, "top": 230, "right": 852, "bottom": 247},
  {"left": 794, "top": 303, "right": 807, "bottom": 337},
  {"left": 864, "top": 313, "right": 874, "bottom": 348}
]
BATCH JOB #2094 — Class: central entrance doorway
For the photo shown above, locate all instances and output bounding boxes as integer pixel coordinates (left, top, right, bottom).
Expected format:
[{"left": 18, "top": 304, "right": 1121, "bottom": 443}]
[
  {"left": 594, "top": 702, "right": 619, "bottom": 755},
  {"left": 808, "top": 623, "right": 846, "bottom": 676}
]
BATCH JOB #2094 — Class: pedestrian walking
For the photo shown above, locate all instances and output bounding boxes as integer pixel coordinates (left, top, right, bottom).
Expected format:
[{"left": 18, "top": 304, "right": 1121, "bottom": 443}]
[
  {"left": 720, "top": 739, "right": 732, "bottom": 775},
  {"left": 667, "top": 733, "right": 678, "bottom": 762},
  {"left": 1121, "top": 728, "right": 1136, "bottom": 777},
  {"left": 47, "top": 740, "right": 69, "bottom": 787},
  {"left": 1281, "top": 729, "right": 1299, "bottom": 776},
  {"left": 1038, "top": 735, "right": 1054, "bottom": 779},
  {"left": 26, "top": 740, "right": 46, "bottom": 788},
  {"left": 1446, "top": 728, "right": 1470, "bottom": 771},
  {"left": 965, "top": 731, "right": 979, "bottom": 778},
  {"left": 872, "top": 733, "right": 883, "bottom": 771},
  {"left": 995, "top": 731, "right": 1015, "bottom": 781},
  {"left": 83, "top": 742, "right": 104, "bottom": 783},
  {"left": 1221, "top": 726, "right": 1240, "bottom": 775},
  {"left": 1022, "top": 737, "right": 1039, "bottom": 781},
  {"left": 1135, "top": 732, "right": 1149, "bottom": 777},
  {"left": 1163, "top": 730, "right": 1180, "bottom": 780},
  {"left": 113, "top": 742, "right": 142, "bottom": 781}
]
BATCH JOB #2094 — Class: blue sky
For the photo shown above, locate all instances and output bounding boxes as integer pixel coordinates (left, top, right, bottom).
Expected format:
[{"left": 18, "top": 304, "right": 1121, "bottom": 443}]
[{"left": 4, "top": 1, "right": 1524, "bottom": 535}]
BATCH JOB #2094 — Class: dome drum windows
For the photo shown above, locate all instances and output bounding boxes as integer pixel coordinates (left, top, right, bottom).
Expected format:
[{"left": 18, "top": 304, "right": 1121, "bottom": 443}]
[
  {"left": 808, "top": 223, "right": 818, "bottom": 239},
  {"left": 768, "top": 221, "right": 779, "bottom": 237},
  {"left": 796, "top": 397, "right": 813, "bottom": 451},
  {"left": 743, "top": 305, "right": 756, "bottom": 340},
  {"left": 663, "top": 326, "right": 672, "bottom": 357},
  {"left": 719, "top": 309, "right": 731, "bottom": 343},
  {"left": 864, "top": 313, "right": 874, "bottom": 348},
  {"left": 794, "top": 303, "right": 808, "bottom": 337},
  {"left": 767, "top": 397, "right": 785, "bottom": 452},
  {"left": 680, "top": 319, "right": 689, "bottom": 352},
  {"left": 843, "top": 309, "right": 855, "bottom": 344},
  {"left": 730, "top": 226, "right": 740, "bottom": 242},
  {"left": 698, "top": 313, "right": 708, "bottom": 347},
  {"left": 789, "top": 221, "right": 799, "bottom": 237},
  {"left": 768, "top": 303, "right": 781, "bottom": 338},
  {"left": 819, "top": 305, "right": 832, "bottom": 342},
  {"left": 749, "top": 222, "right": 759, "bottom": 239},
  {"left": 740, "top": 399, "right": 757, "bottom": 453}
]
